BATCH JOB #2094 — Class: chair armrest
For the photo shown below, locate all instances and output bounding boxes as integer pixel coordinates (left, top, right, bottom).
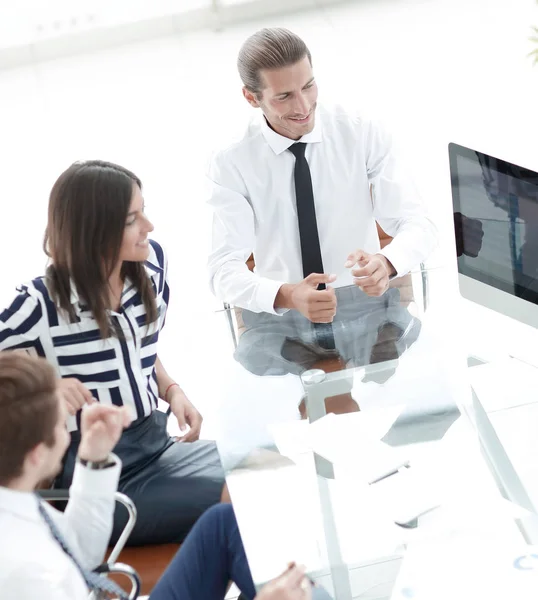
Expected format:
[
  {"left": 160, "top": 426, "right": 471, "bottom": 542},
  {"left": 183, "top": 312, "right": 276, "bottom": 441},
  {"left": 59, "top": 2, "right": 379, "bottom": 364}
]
[
  {"left": 37, "top": 488, "right": 70, "bottom": 501},
  {"left": 94, "top": 561, "right": 141, "bottom": 600},
  {"left": 36, "top": 490, "right": 137, "bottom": 565},
  {"left": 419, "top": 262, "right": 429, "bottom": 311},
  {"left": 223, "top": 302, "right": 238, "bottom": 349}
]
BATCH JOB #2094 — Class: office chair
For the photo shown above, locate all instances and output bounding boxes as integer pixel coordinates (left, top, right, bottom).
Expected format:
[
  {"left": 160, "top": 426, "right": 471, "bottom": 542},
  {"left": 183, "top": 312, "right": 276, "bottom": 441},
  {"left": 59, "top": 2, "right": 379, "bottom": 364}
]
[{"left": 37, "top": 489, "right": 141, "bottom": 600}]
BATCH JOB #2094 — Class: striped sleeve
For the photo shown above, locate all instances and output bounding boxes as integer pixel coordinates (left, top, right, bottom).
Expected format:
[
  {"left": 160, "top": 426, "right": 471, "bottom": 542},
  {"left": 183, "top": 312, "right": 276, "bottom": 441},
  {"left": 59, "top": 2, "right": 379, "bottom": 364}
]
[
  {"left": 0, "top": 286, "right": 44, "bottom": 351},
  {"left": 162, "top": 246, "right": 170, "bottom": 326},
  {"left": 149, "top": 239, "right": 170, "bottom": 329}
]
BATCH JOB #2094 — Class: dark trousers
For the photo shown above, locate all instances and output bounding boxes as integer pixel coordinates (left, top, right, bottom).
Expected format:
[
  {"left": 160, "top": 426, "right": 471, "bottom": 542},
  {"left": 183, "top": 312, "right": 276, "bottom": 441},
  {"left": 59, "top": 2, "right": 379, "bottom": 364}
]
[
  {"left": 56, "top": 411, "right": 225, "bottom": 546},
  {"left": 150, "top": 504, "right": 256, "bottom": 600}
]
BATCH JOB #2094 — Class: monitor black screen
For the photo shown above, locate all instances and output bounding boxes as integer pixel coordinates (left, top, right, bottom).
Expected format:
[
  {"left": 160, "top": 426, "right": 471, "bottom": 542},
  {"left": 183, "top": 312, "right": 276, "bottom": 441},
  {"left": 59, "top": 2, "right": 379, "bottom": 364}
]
[{"left": 449, "top": 143, "right": 538, "bottom": 305}]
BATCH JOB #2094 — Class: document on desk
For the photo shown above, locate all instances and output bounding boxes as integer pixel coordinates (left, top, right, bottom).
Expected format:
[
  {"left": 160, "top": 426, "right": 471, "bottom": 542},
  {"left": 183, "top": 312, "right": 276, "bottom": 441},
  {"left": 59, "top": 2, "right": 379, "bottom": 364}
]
[
  {"left": 270, "top": 406, "right": 408, "bottom": 480},
  {"left": 391, "top": 535, "right": 538, "bottom": 600},
  {"left": 227, "top": 455, "right": 330, "bottom": 584},
  {"left": 468, "top": 357, "right": 538, "bottom": 413},
  {"left": 269, "top": 408, "right": 419, "bottom": 564}
]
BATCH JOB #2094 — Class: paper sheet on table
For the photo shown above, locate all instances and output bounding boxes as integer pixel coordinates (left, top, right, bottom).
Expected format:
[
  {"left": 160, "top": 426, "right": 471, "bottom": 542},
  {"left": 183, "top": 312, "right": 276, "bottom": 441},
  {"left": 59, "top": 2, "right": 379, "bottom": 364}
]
[
  {"left": 270, "top": 406, "right": 409, "bottom": 483},
  {"left": 391, "top": 535, "right": 538, "bottom": 600},
  {"left": 468, "top": 357, "right": 538, "bottom": 412},
  {"left": 318, "top": 414, "right": 529, "bottom": 563},
  {"left": 270, "top": 405, "right": 405, "bottom": 455},
  {"left": 310, "top": 405, "right": 406, "bottom": 442},
  {"left": 227, "top": 463, "right": 329, "bottom": 585}
]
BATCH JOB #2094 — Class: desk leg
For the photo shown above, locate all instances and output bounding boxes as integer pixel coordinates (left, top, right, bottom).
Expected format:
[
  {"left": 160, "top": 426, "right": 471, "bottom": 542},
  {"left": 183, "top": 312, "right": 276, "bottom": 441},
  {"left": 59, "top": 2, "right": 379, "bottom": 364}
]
[
  {"left": 301, "top": 369, "right": 354, "bottom": 423},
  {"left": 316, "top": 474, "right": 353, "bottom": 599},
  {"left": 302, "top": 370, "right": 355, "bottom": 598}
]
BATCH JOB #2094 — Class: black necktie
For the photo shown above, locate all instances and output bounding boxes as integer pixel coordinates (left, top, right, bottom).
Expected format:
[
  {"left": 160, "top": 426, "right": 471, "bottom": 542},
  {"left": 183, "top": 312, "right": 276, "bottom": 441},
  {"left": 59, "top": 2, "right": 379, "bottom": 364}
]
[
  {"left": 289, "top": 142, "right": 335, "bottom": 350},
  {"left": 37, "top": 498, "right": 129, "bottom": 600}
]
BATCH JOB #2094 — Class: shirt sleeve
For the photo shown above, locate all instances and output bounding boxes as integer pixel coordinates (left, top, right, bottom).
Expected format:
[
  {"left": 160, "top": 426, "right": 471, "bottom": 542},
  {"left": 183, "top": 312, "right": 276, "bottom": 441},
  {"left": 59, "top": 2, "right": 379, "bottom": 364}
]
[
  {"left": 0, "top": 285, "right": 44, "bottom": 351},
  {"left": 53, "top": 455, "right": 122, "bottom": 571},
  {"left": 364, "top": 118, "right": 438, "bottom": 276},
  {"left": 162, "top": 247, "right": 170, "bottom": 326},
  {"left": 146, "top": 239, "right": 170, "bottom": 330},
  {"left": 5, "top": 565, "right": 74, "bottom": 600},
  {"left": 207, "top": 152, "right": 287, "bottom": 314}
]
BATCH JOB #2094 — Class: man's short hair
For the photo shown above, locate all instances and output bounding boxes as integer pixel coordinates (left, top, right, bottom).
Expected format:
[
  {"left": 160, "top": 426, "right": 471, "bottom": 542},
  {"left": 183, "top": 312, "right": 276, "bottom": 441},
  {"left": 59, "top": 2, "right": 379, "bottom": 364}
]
[
  {"left": 237, "top": 28, "right": 312, "bottom": 96},
  {"left": 0, "top": 352, "right": 58, "bottom": 485}
]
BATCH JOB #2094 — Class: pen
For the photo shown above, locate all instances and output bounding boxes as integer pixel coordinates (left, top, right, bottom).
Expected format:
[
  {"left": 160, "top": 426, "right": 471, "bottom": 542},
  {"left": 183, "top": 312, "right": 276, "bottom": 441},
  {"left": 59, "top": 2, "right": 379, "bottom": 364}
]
[{"left": 368, "top": 460, "right": 410, "bottom": 485}]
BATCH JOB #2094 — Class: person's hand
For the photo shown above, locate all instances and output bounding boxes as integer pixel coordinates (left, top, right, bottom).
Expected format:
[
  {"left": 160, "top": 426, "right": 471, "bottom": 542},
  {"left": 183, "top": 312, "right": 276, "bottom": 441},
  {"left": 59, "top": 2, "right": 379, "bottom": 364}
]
[
  {"left": 277, "top": 273, "right": 337, "bottom": 323},
  {"left": 78, "top": 404, "right": 132, "bottom": 462},
  {"left": 345, "top": 250, "right": 395, "bottom": 297},
  {"left": 255, "top": 564, "right": 312, "bottom": 600},
  {"left": 57, "top": 377, "right": 95, "bottom": 416},
  {"left": 169, "top": 388, "right": 203, "bottom": 443}
]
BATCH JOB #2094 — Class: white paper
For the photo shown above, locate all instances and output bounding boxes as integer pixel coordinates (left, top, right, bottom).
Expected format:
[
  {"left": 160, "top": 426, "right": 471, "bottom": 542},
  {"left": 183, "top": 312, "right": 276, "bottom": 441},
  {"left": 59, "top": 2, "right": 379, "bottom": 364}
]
[
  {"left": 270, "top": 408, "right": 410, "bottom": 485},
  {"left": 469, "top": 357, "right": 538, "bottom": 413},
  {"left": 391, "top": 536, "right": 538, "bottom": 600}
]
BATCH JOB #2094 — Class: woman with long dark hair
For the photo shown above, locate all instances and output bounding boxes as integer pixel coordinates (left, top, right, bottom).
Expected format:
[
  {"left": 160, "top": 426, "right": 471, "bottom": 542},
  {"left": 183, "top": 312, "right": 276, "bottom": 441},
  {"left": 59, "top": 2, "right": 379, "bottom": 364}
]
[{"left": 0, "top": 160, "right": 227, "bottom": 545}]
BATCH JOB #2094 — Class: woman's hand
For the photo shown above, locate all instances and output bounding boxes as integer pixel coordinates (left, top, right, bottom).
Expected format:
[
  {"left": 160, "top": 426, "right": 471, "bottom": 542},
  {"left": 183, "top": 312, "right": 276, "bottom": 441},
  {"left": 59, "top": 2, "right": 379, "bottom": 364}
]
[
  {"left": 168, "top": 387, "right": 203, "bottom": 443},
  {"left": 57, "top": 377, "right": 95, "bottom": 415},
  {"left": 255, "top": 564, "right": 312, "bottom": 600}
]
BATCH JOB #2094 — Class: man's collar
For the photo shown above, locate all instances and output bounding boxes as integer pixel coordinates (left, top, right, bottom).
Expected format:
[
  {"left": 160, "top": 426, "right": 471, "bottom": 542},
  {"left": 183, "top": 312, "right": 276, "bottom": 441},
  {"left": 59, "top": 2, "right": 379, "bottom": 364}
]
[
  {"left": 260, "top": 110, "right": 323, "bottom": 155},
  {"left": 0, "top": 486, "right": 41, "bottom": 524}
]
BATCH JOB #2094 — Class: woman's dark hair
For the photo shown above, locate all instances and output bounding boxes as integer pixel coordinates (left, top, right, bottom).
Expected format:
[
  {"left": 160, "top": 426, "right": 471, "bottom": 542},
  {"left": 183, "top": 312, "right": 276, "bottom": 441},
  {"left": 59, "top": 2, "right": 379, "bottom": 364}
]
[{"left": 43, "top": 160, "right": 157, "bottom": 338}]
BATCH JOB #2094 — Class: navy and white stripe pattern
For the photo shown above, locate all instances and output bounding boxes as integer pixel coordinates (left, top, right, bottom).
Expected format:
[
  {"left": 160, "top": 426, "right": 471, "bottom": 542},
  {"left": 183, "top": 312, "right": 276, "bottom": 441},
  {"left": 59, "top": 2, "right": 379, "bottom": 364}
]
[{"left": 0, "top": 240, "right": 169, "bottom": 432}]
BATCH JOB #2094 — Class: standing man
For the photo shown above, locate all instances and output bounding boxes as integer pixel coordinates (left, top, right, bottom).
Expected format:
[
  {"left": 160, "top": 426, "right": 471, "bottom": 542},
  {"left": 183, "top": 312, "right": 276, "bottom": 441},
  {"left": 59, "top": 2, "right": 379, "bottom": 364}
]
[
  {"left": 207, "top": 27, "right": 436, "bottom": 383},
  {"left": 208, "top": 27, "right": 436, "bottom": 321}
]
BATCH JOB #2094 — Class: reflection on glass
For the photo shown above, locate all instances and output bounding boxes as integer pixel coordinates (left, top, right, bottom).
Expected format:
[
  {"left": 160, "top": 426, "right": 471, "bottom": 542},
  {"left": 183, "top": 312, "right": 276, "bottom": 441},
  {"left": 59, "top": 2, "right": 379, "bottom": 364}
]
[
  {"left": 215, "top": 267, "right": 498, "bottom": 599},
  {"left": 234, "top": 287, "right": 420, "bottom": 380}
]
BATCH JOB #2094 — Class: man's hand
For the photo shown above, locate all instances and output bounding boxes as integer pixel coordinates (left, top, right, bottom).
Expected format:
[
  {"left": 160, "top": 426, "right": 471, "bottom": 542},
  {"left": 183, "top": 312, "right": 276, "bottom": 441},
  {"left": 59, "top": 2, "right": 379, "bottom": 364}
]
[
  {"left": 169, "top": 388, "right": 203, "bottom": 443},
  {"left": 345, "top": 250, "right": 395, "bottom": 297},
  {"left": 255, "top": 564, "right": 312, "bottom": 600},
  {"left": 78, "top": 404, "right": 132, "bottom": 463},
  {"left": 276, "top": 273, "right": 337, "bottom": 323},
  {"left": 57, "top": 377, "right": 95, "bottom": 416}
]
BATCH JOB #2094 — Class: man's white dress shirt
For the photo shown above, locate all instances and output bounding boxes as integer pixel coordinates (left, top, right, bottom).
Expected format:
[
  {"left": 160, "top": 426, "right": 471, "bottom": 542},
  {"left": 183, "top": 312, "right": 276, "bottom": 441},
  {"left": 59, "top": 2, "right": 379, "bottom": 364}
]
[
  {"left": 0, "top": 457, "right": 121, "bottom": 600},
  {"left": 208, "top": 104, "right": 437, "bottom": 314}
]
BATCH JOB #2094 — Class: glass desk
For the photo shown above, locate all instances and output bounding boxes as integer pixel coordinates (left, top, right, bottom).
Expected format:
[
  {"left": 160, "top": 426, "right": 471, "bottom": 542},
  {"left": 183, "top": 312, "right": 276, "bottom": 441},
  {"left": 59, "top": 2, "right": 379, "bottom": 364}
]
[{"left": 213, "top": 266, "right": 534, "bottom": 599}]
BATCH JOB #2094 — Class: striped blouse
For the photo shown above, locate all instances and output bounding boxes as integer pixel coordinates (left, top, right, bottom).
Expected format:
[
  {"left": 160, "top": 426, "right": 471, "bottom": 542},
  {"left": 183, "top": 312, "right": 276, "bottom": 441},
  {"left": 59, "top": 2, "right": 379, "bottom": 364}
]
[{"left": 0, "top": 240, "right": 169, "bottom": 432}]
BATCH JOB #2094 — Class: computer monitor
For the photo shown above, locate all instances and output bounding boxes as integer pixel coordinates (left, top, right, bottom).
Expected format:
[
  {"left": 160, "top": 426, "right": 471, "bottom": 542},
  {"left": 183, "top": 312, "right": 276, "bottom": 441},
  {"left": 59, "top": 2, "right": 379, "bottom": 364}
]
[{"left": 449, "top": 142, "right": 538, "bottom": 329}]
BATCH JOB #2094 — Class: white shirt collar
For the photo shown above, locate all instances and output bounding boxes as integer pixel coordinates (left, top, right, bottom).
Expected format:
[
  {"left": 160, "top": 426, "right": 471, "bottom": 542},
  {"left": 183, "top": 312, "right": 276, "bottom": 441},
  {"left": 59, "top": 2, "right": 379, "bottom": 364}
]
[
  {"left": 260, "top": 110, "right": 323, "bottom": 155},
  {"left": 0, "top": 486, "right": 41, "bottom": 524}
]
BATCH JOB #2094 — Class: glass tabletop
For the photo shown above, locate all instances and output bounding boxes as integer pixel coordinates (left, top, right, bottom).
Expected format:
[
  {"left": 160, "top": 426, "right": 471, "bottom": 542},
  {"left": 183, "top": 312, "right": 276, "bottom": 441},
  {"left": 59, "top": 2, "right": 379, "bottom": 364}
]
[{"left": 213, "top": 265, "right": 535, "bottom": 599}]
